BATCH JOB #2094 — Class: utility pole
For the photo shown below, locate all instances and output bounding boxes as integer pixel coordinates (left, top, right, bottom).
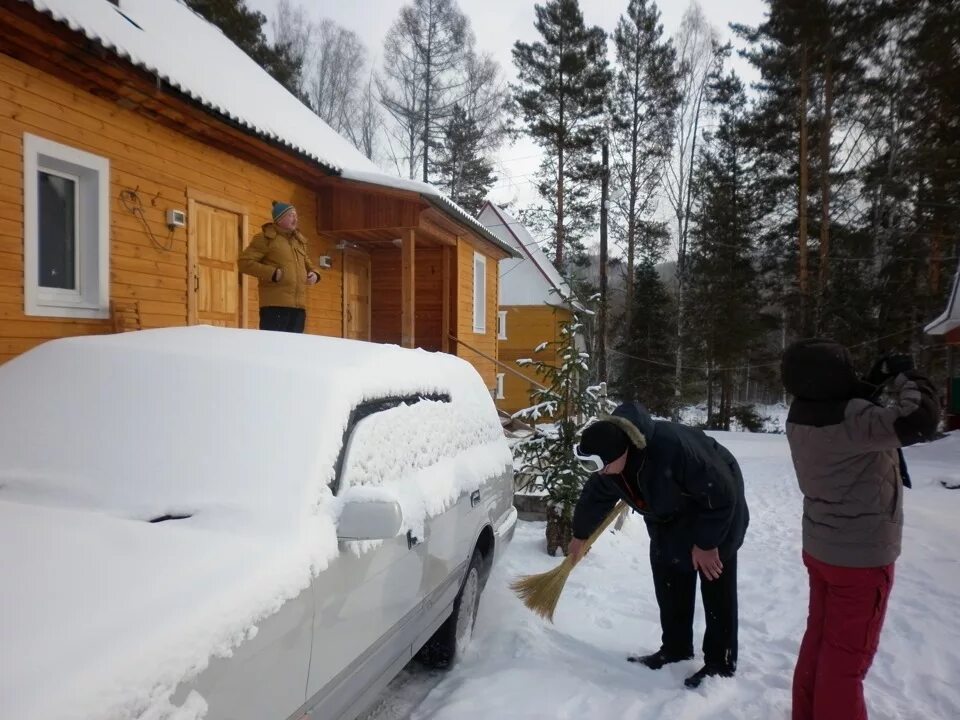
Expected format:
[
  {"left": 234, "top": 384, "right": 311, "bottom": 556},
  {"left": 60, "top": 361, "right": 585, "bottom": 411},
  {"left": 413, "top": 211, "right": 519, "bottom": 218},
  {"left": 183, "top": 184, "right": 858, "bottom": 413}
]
[{"left": 598, "top": 139, "right": 609, "bottom": 383}]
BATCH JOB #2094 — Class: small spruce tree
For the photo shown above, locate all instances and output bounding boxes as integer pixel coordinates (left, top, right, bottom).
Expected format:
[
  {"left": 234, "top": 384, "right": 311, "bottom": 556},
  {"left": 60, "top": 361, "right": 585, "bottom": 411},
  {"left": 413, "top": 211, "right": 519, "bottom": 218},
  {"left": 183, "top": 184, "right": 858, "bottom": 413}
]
[{"left": 513, "top": 294, "right": 616, "bottom": 555}]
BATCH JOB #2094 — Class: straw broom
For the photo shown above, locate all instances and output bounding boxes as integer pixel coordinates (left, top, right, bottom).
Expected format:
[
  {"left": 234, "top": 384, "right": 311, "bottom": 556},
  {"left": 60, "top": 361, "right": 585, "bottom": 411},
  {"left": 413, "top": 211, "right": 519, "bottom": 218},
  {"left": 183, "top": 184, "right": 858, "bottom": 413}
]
[{"left": 510, "top": 501, "right": 627, "bottom": 623}]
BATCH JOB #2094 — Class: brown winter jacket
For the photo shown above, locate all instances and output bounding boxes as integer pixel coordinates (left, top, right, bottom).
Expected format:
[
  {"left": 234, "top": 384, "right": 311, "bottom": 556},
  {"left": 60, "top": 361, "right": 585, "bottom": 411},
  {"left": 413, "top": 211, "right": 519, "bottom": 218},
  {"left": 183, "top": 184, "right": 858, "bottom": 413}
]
[
  {"left": 782, "top": 340, "right": 940, "bottom": 569},
  {"left": 238, "top": 223, "right": 319, "bottom": 309}
]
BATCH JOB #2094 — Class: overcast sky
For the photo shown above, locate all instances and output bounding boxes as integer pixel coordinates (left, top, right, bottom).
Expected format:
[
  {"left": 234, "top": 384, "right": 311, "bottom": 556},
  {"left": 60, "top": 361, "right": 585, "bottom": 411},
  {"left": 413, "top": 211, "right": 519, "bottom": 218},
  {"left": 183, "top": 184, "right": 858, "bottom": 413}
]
[{"left": 245, "top": 0, "right": 768, "bottom": 224}]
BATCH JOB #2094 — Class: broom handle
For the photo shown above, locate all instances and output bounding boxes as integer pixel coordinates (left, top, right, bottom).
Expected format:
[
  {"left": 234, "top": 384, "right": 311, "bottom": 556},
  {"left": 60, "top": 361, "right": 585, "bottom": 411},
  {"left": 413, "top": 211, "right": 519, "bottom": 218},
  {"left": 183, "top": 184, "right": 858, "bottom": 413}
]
[{"left": 582, "top": 501, "right": 628, "bottom": 549}]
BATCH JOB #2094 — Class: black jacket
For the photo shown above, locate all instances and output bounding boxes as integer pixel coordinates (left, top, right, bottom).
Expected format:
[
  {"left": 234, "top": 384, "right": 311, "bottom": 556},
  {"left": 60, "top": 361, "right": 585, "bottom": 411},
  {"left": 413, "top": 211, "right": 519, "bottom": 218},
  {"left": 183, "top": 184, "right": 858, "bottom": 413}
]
[{"left": 572, "top": 403, "right": 749, "bottom": 569}]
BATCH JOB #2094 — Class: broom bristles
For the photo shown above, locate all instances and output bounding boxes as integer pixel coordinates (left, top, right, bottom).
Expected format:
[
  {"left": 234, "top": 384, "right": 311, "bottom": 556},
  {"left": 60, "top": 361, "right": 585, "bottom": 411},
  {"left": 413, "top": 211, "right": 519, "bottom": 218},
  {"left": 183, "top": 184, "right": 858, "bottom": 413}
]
[{"left": 510, "top": 501, "right": 627, "bottom": 623}]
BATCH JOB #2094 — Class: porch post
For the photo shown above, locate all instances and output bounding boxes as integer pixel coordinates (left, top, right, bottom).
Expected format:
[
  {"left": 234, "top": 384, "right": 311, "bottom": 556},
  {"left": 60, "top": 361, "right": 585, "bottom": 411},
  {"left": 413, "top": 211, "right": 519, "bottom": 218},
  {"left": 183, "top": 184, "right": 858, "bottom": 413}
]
[{"left": 401, "top": 229, "right": 415, "bottom": 348}]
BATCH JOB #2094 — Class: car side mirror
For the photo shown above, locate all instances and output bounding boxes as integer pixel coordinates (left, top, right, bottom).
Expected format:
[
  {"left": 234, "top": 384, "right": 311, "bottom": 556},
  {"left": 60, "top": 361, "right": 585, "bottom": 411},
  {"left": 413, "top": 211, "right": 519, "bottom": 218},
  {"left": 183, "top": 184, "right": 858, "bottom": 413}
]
[{"left": 337, "top": 499, "right": 403, "bottom": 541}]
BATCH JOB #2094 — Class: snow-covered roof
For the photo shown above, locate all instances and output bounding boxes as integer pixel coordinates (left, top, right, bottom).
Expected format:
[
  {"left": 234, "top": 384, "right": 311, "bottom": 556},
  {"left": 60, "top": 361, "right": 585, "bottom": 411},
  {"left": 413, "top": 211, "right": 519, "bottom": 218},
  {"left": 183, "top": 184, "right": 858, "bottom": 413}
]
[
  {"left": 925, "top": 259, "right": 960, "bottom": 336},
  {"left": 479, "top": 201, "right": 573, "bottom": 308},
  {"left": 19, "top": 0, "right": 517, "bottom": 257}
]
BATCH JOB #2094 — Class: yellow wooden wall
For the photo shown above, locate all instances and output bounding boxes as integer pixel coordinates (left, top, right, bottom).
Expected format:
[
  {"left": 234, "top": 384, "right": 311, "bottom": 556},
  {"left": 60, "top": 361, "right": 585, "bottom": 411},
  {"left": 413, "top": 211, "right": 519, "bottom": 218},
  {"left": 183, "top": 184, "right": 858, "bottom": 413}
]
[
  {"left": 0, "top": 52, "right": 341, "bottom": 364},
  {"left": 456, "top": 236, "right": 499, "bottom": 390},
  {"left": 497, "top": 304, "right": 572, "bottom": 415}
]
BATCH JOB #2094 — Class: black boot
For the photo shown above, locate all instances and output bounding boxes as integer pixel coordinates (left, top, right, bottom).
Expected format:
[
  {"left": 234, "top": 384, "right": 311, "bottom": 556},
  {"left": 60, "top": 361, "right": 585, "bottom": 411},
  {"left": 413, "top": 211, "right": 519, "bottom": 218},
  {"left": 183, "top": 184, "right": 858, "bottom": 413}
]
[
  {"left": 627, "top": 649, "right": 694, "bottom": 670},
  {"left": 683, "top": 663, "right": 735, "bottom": 689}
]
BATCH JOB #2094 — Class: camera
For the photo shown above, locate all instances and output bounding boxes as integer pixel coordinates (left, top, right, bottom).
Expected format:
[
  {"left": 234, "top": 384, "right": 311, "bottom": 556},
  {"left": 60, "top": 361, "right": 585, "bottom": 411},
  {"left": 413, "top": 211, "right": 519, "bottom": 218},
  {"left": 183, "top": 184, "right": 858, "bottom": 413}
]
[
  {"left": 866, "top": 352, "right": 915, "bottom": 387},
  {"left": 883, "top": 353, "right": 915, "bottom": 376}
]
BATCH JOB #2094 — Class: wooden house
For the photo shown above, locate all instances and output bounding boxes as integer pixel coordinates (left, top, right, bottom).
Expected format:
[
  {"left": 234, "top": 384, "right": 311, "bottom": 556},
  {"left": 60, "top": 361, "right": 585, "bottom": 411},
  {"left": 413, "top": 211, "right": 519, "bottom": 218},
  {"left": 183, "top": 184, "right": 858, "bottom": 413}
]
[
  {"left": 925, "top": 259, "right": 960, "bottom": 430},
  {"left": 478, "top": 201, "right": 576, "bottom": 415},
  {"left": 0, "top": 0, "right": 517, "bottom": 391}
]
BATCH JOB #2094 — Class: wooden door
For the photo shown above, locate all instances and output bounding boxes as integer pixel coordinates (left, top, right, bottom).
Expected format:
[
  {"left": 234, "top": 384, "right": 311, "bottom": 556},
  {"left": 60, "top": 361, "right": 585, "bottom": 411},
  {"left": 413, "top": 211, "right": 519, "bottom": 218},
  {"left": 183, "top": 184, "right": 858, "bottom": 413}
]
[
  {"left": 343, "top": 251, "right": 371, "bottom": 341},
  {"left": 189, "top": 200, "right": 246, "bottom": 327}
]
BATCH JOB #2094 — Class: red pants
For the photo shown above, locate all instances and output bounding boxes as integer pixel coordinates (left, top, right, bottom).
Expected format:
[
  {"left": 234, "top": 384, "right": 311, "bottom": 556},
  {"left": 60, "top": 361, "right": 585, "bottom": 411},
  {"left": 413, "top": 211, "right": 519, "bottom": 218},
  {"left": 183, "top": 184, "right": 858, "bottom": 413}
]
[{"left": 792, "top": 551, "right": 894, "bottom": 720}]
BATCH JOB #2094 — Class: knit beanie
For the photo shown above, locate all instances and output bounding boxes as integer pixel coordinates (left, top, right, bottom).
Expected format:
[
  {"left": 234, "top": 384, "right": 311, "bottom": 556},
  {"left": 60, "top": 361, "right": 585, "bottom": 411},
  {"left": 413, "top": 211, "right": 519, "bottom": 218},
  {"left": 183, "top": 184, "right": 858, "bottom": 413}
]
[
  {"left": 579, "top": 421, "right": 630, "bottom": 465},
  {"left": 272, "top": 201, "right": 295, "bottom": 223}
]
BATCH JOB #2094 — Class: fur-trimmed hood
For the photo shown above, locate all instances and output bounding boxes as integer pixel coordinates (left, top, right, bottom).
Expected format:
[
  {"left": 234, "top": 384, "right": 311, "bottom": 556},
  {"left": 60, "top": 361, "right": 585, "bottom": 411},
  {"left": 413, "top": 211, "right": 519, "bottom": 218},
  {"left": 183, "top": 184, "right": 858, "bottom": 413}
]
[{"left": 596, "top": 402, "right": 653, "bottom": 450}]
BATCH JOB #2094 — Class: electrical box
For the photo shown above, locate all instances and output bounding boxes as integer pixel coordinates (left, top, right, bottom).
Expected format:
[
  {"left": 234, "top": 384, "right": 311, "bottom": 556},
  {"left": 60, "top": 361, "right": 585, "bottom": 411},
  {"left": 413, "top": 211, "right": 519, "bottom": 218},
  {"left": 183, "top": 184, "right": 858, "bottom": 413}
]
[
  {"left": 317, "top": 255, "right": 333, "bottom": 270},
  {"left": 166, "top": 209, "right": 186, "bottom": 229}
]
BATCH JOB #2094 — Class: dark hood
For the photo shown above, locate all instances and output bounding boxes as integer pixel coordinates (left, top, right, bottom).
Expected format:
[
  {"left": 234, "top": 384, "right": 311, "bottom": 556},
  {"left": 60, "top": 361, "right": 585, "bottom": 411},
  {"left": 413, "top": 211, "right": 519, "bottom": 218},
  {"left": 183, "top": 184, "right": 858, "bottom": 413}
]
[
  {"left": 608, "top": 402, "right": 656, "bottom": 446},
  {"left": 781, "top": 338, "right": 876, "bottom": 402}
]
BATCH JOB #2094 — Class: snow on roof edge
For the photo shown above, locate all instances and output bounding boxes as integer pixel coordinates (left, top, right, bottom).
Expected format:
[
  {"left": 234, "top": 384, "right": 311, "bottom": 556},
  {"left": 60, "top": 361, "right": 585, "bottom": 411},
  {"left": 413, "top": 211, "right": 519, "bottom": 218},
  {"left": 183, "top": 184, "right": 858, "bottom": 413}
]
[
  {"left": 481, "top": 200, "right": 573, "bottom": 304},
  {"left": 925, "top": 259, "right": 960, "bottom": 335},
  {"left": 22, "top": 0, "right": 517, "bottom": 259},
  {"left": 429, "top": 195, "right": 521, "bottom": 259},
  {"left": 23, "top": 0, "right": 344, "bottom": 175}
]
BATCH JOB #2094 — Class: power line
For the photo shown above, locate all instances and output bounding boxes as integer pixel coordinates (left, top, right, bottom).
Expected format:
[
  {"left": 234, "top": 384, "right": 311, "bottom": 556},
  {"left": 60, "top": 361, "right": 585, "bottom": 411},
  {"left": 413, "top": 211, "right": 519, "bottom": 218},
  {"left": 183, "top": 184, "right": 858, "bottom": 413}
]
[{"left": 610, "top": 320, "right": 936, "bottom": 375}]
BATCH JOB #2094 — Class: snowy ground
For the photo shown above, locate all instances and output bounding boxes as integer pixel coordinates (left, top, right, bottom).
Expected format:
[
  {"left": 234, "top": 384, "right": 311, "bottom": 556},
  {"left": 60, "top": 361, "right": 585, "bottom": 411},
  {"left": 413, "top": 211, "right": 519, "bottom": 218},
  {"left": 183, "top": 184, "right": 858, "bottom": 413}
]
[
  {"left": 366, "top": 431, "right": 960, "bottom": 720},
  {"left": 679, "top": 403, "right": 790, "bottom": 434}
]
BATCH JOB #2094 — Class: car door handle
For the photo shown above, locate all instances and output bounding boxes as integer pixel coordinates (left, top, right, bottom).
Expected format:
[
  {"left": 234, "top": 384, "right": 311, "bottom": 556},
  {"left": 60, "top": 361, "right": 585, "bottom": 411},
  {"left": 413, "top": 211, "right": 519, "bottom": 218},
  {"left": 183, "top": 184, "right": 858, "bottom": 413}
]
[
  {"left": 406, "top": 530, "right": 419, "bottom": 549},
  {"left": 470, "top": 490, "right": 481, "bottom": 508}
]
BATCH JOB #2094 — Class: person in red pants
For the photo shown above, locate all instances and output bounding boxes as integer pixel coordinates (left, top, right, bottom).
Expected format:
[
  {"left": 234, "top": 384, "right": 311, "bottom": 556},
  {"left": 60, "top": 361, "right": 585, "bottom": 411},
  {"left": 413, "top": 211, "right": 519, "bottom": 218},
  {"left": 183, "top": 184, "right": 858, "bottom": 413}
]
[{"left": 781, "top": 340, "right": 940, "bottom": 720}]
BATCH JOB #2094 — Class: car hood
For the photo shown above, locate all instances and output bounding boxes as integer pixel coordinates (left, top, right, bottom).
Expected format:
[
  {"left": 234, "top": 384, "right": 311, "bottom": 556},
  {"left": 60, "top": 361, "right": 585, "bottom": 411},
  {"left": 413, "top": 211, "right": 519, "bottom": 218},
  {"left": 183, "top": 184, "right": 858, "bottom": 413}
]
[{"left": 0, "top": 499, "right": 315, "bottom": 720}]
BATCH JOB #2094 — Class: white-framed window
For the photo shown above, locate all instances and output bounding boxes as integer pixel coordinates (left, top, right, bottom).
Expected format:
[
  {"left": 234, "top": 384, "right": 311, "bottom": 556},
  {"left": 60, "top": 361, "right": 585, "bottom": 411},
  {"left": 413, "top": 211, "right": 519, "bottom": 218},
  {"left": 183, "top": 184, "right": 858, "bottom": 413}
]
[
  {"left": 473, "top": 251, "right": 487, "bottom": 333},
  {"left": 23, "top": 133, "right": 110, "bottom": 319},
  {"left": 497, "top": 310, "right": 508, "bottom": 340},
  {"left": 495, "top": 372, "right": 505, "bottom": 400}
]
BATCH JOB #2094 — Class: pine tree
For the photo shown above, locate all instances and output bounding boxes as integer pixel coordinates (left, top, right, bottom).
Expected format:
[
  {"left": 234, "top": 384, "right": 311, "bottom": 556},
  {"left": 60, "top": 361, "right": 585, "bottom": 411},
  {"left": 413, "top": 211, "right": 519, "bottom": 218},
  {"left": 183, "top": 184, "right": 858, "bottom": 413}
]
[
  {"left": 434, "top": 105, "right": 496, "bottom": 215},
  {"left": 512, "top": 0, "right": 611, "bottom": 270},
  {"left": 735, "top": 0, "right": 959, "bottom": 381},
  {"left": 185, "top": 0, "right": 304, "bottom": 96},
  {"left": 733, "top": 1, "right": 882, "bottom": 340},
  {"left": 609, "top": 0, "right": 680, "bottom": 336},
  {"left": 513, "top": 296, "right": 615, "bottom": 556},
  {"left": 685, "top": 70, "right": 769, "bottom": 430},
  {"left": 874, "top": 1, "right": 960, "bottom": 359},
  {"left": 615, "top": 253, "right": 675, "bottom": 415}
]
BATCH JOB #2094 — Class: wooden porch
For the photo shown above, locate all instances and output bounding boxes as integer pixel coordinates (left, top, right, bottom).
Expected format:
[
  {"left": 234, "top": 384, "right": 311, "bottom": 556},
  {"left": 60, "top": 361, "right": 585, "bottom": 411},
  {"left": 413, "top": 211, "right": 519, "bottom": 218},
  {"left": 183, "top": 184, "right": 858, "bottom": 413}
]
[{"left": 318, "top": 179, "right": 475, "bottom": 354}]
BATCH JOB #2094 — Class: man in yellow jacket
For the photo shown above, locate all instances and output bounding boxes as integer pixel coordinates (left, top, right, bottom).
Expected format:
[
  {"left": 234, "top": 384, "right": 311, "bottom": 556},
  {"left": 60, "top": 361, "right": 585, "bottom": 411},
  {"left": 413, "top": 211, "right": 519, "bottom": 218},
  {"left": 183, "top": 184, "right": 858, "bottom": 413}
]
[{"left": 239, "top": 201, "right": 320, "bottom": 333}]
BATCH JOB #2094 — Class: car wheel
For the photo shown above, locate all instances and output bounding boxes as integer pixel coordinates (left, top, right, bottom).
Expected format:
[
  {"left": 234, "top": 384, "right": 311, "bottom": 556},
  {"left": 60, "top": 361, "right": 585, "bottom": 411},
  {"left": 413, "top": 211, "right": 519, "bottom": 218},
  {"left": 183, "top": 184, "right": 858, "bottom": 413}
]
[{"left": 416, "top": 550, "right": 483, "bottom": 669}]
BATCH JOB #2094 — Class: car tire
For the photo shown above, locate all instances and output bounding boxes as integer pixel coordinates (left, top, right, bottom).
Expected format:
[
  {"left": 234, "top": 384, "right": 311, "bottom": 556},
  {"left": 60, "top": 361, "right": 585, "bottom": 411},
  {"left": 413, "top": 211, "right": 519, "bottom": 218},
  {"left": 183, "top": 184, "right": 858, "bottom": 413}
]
[{"left": 416, "top": 549, "right": 484, "bottom": 669}]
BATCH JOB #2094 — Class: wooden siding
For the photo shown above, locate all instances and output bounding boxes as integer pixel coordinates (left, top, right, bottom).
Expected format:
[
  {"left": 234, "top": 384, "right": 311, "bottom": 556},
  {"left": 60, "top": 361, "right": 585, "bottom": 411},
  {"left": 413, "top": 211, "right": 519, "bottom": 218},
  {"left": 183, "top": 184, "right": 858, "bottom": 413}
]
[
  {"left": 414, "top": 247, "right": 444, "bottom": 353},
  {"left": 0, "top": 52, "right": 341, "bottom": 364},
  {"left": 497, "top": 304, "right": 572, "bottom": 415},
  {"left": 369, "top": 245, "right": 448, "bottom": 353},
  {"left": 369, "top": 249, "right": 399, "bottom": 347},
  {"left": 455, "top": 236, "right": 500, "bottom": 390}
]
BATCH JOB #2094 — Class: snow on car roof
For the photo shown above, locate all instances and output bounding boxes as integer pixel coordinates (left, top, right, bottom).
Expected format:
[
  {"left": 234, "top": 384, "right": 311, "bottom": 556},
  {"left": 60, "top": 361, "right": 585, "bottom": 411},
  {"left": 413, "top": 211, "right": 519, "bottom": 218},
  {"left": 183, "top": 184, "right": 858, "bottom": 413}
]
[{"left": 0, "top": 326, "right": 494, "bottom": 535}]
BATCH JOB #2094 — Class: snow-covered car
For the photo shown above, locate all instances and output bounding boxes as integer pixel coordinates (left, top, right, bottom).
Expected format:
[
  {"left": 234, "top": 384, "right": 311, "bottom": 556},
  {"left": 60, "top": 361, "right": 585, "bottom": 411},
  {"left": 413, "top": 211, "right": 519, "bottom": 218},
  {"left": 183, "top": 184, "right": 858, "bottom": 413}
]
[{"left": 0, "top": 327, "right": 517, "bottom": 720}]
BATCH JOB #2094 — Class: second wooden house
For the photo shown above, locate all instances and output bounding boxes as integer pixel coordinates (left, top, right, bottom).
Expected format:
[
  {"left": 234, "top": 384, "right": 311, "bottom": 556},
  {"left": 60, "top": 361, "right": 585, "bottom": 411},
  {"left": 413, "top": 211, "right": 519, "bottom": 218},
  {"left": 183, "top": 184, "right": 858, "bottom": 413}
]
[{"left": 478, "top": 201, "right": 577, "bottom": 415}]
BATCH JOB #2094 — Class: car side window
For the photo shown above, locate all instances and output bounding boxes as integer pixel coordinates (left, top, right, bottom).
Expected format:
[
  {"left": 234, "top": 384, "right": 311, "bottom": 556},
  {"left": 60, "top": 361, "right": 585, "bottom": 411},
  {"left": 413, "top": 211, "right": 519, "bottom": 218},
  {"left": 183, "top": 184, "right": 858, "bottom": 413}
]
[
  {"left": 332, "top": 395, "right": 444, "bottom": 495},
  {"left": 339, "top": 396, "right": 450, "bottom": 494}
]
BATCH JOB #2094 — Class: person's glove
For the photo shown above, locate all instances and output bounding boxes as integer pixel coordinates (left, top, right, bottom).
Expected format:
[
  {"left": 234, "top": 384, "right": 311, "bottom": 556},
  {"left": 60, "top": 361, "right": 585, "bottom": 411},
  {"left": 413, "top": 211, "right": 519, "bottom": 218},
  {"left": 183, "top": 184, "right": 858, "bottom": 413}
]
[
  {"left": 271, "top": 268, "right": 283, "bottom": 283},
  {"left": 866, "top": 353, "right": 914, "bottom": 387},
  {"left": 307, "top": 271, "right": 319, "bottom": 285}
]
